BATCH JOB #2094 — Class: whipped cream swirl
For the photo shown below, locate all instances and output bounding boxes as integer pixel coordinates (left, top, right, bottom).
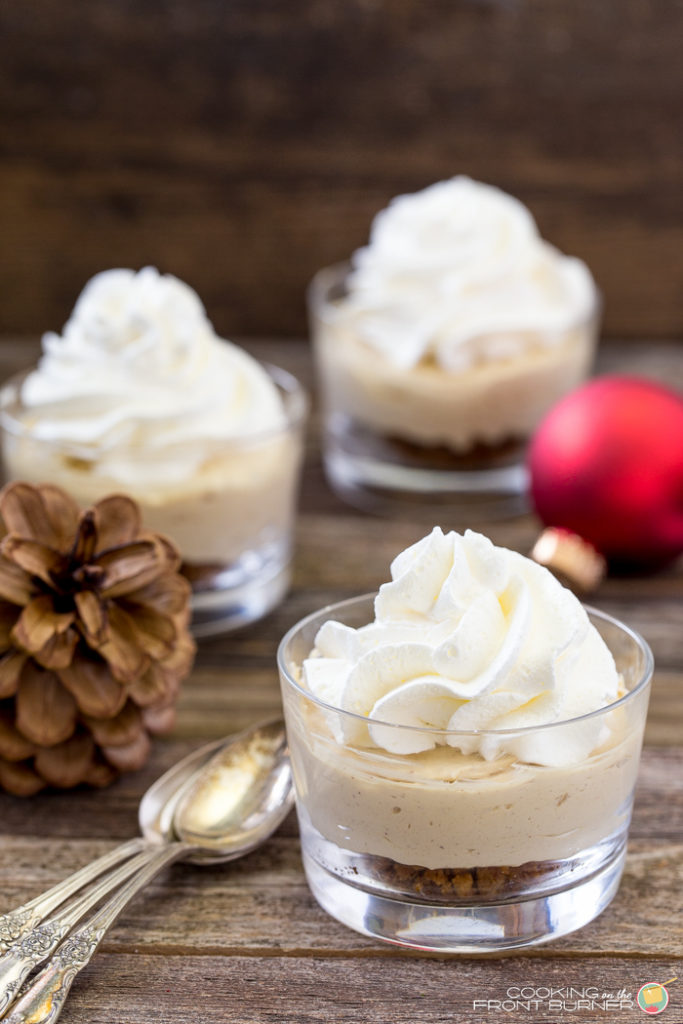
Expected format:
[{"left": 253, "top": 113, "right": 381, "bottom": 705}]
[
  {"left": 19, "top": 268, "right": 285, "bottom": 450},
  {"left": 303, "top": 528, "right": 620, "bottom": 766},
  {"left": 337, "top": 177, "right": 597, "bottom": 371}
]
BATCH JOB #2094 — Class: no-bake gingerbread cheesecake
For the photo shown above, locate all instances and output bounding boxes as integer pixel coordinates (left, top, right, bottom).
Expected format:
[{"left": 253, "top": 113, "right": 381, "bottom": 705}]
[
  {"left": 282, "top": 528, "right": 648, "bottom": 909},
  {"left": 0, "top": 268, "right": 306, "bottom": 629},
  {"left": 309, "top": 178, "right": 600, "bottom": 506}
]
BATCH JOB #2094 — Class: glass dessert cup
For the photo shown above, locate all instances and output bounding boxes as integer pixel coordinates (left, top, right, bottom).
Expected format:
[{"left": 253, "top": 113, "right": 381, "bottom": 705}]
[
  {"left": 278, "top": 595, "right": 653, "bottom": 953},
  {"left": 308, "top": 263, "right": 600, "bottom": 521},
  {"left": 0, "top": 365, "right": 308, "bottom": 637}
]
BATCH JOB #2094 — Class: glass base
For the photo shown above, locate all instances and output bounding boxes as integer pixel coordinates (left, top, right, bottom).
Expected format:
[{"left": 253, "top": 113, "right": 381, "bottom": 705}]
[
  {"left": 323, "top": 417, "right": 529, "bottom": 521},
  {"left": 189, "top": 558, "right": 291, "bottom": 638},
  {"left": 302, "top": 846, "right": 626, "bottom": 953}
]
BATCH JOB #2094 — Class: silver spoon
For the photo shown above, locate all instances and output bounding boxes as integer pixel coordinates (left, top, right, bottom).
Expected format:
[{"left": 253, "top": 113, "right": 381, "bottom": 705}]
[
  {"left": 0, "top": 737, "right": 227, "bottom": 1016},
  {"left": 0, "top": 736, "right": 227, "bottom": 955},
  {"left": 4, "top": 719, "right": 292, "bottom": 1024}
]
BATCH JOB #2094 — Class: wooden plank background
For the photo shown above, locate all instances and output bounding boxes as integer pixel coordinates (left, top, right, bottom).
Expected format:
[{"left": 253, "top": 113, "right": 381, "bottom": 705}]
[{"left": 1, "top": 0, "right": 682, "bottom": 340}]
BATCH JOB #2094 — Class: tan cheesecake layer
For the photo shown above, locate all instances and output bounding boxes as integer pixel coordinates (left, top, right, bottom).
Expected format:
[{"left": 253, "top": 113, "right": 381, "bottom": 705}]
[
  {"left": 290, "top": 702, "right": 640, "bottom": 871},
  {"left": 2, "top": 430, "right": 300, "bottom": 564},
  {"left": 313, "top": 318, "right": 595, "bottom": 452}
]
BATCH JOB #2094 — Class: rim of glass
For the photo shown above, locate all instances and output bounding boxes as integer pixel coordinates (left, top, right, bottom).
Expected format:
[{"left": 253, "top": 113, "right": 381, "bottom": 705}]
[
  {"left": 307, "top": 260, "right": 603, "bottom": 333},
  {"left": 277, "top": 592, "right": 653, "bottom": 738},
  {"left": 0, "top": 362, "right": 309, "bottom": 451}
]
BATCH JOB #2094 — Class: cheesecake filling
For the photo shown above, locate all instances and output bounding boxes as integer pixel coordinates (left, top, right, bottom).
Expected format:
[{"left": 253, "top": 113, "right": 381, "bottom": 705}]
[
  {"left": 312, "top": 177, "right": 599, "bottom": 451},
  {"left": 294, "top": 529, "right": 640, "bottom": 870}
]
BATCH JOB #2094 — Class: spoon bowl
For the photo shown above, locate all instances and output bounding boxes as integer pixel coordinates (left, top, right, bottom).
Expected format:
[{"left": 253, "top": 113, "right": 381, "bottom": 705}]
[
  {"left": 173, "top": 718, "right": 293, "bottom": 863},
  {"left": 138, "top": 737, "right": 226, "bottom": 846}
]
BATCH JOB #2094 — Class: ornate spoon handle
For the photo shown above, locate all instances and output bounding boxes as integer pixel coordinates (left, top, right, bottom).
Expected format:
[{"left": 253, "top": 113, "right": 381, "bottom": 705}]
[
  {"left": 0, "top": 837, "right": 145, "bottom": 957},
  {"left": 4, "top": 844, "right": 187, "bottom": 1024},
  {"left": 0, "top": 847, "right": 158, "bottom": 1017}
]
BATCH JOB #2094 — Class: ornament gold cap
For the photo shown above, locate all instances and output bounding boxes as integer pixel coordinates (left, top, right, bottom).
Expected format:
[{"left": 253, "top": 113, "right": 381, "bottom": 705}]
[{"left": 530, "top": 527, "right": 607, "bottom": 593}]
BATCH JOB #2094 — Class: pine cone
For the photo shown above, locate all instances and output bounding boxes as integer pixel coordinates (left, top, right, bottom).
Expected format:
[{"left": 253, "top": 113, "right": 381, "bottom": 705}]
[{"left": 0, "top": 482, "right": 196, "bottom": 795}]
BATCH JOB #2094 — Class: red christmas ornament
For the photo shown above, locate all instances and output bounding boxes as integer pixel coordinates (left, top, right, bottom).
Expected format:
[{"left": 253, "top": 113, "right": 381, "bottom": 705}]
[{"left": 528, "top": 376, "right": 683, "bottom": 570}]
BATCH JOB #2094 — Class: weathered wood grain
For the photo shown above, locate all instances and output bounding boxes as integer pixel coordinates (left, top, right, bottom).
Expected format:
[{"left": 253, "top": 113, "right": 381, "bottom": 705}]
[
  {"left": 643, "top": 672, "right": 683, "bottom": 748},
  {"left": 0, "top": 836, "right": 682, "bottom": 961},
  {"left": 1, "top": 2, "right": 682, "bottom": 338},
  {"left": 9, "top": 953, "right": 683, "bottom": 1024}
]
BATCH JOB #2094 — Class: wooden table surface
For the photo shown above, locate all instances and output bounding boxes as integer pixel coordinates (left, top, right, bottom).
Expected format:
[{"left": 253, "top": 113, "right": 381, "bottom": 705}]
[{"left": 0, "top": 338, "right": 681, "bottom": 1024}]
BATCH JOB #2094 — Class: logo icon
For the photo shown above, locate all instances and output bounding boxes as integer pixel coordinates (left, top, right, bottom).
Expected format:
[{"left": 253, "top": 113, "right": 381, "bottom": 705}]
[{"left": 637, "top": 979, "right": 674, "bottom": 1015}]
